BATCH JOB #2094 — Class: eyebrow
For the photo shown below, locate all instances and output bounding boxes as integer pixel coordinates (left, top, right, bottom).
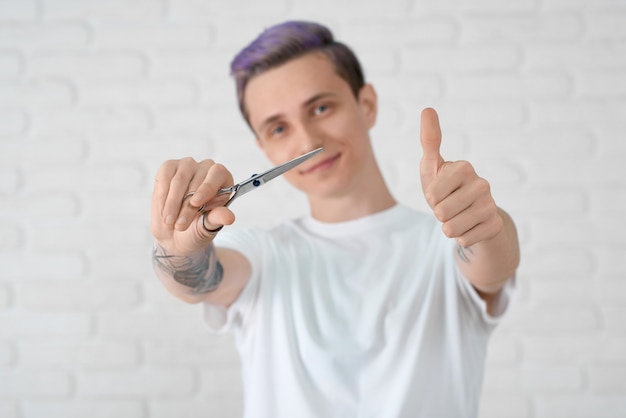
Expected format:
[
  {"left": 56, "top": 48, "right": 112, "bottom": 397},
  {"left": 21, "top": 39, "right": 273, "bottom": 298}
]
[{"left": 256, "top": 92, "right": 338, "bottom": 133}]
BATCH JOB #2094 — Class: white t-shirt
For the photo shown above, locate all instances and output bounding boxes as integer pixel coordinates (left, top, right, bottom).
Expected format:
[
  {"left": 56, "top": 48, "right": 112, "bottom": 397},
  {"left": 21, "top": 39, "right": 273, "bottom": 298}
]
[{"left": 204, "top": 204, "right": 514, "bottom": 418}]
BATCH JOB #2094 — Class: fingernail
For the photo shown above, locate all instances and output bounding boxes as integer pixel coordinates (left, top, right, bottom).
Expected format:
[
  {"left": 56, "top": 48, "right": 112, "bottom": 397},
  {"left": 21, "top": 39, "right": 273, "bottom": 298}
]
[
  {"left": 165, "top": 215, "right": 175, "bottom": 225},
  {"left": 176, "top": 216, "right": 187, "bottom": 225}
]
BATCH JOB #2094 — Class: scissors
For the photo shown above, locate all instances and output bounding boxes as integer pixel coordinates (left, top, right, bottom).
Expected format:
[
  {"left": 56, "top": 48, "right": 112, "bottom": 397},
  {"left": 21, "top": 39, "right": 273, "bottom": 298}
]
[{"left": 198, "top": 147, "right": 323, "bottom": 232}]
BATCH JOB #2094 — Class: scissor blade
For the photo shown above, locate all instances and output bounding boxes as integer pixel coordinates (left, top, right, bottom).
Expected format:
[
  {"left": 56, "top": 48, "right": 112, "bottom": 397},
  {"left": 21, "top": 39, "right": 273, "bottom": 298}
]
[
  {"left": 261, "top": 147, "right": 323, "bottom": 183},
  {"left": 236, "top": 147, "right": 323, "bottom": 197}
]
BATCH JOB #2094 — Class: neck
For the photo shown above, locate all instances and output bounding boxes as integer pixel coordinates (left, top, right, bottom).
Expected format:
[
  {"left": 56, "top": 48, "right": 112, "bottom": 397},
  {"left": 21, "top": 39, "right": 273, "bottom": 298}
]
[{"left": 307, "top": 163, "right": 396, "bottom": 223}]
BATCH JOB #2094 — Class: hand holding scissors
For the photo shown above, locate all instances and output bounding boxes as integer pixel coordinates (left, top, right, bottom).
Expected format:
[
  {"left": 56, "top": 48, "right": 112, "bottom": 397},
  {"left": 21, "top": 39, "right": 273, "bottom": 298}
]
[
  {"left": 151, "top": 148, "right": 323, "bottom": 255},
  {"left": 196, "top": 147, "right": 322, "bottom": 232}
]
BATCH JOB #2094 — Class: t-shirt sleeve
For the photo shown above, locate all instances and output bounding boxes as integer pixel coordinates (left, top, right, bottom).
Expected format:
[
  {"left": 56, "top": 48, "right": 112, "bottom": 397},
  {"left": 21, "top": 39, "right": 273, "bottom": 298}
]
[{"left": 201, "top": 228, "right": 264, "bottom": 334}]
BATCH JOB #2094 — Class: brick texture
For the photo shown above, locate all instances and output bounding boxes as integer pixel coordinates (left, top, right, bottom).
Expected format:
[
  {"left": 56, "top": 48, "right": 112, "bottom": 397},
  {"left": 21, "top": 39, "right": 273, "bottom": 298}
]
[{"left": 1, "top": 1, "right": 625, "bottom": 417}]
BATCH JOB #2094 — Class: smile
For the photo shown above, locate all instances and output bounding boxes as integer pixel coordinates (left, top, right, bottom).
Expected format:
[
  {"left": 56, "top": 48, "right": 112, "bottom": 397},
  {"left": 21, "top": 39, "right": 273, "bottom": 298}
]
[{"left": 300, "top": 153, "right": 340, "bottom": 174}]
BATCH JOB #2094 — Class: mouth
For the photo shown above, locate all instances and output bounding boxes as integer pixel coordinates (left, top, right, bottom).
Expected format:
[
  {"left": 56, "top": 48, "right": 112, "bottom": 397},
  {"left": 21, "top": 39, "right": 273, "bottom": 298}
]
[{"left": 300, "top": 152, "right": 340, "bottom": 174}]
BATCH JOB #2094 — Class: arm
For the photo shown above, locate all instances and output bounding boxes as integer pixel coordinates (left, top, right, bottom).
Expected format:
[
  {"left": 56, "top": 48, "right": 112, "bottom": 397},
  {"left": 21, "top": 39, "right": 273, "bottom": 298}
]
[
  {"left": 152, "top": 243, "right": 251, "bottom": 307},
  {"left": 455, "top": 208, "right": 520, "bottom": 312},
  {"left": 150, "top": 158, "right": 251, "bottom": 307}
]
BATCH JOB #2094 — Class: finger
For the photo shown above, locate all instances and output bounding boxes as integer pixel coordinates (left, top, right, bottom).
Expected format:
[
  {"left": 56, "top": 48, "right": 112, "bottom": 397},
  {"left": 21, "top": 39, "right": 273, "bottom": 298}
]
[
  {"left": 154, "top": 159, "right": 191, "bottom": 227},
  {"left": 151, "top": 162, "right": 177, "bottom": 237},
  {"left": 441, "top": 198, "right": 493, "bottom": 237},
  {"left": 161, "top": 158, "right": 199, "bottom": 227},
  {"left": 432, "top": 187, "right": 472, "bottom": 223},
  {"left": 453, "top": 214, "right": 503, "bottom": 248},
  {"left": 419, "top": 107, "right": 445, "bottom": 191},
  {"left": 424, "top": 170, "right": 463, "bottom": 210},
  {"left": 189, "top": 163, "right": 234, "bottom": 208},
  {"left": 175, "top": 162, "right": 234, "bottom": 231},
  {"left": 176, "top": 160, "right": 232, "bottom": 231},
  {"left": 198, "top": 206, "right": 236, "bottom": 237},
  {"left": 173, "top": 190, "right": 204, "bottom": 232},
  {"left": 430, "top": 165, "right": 485, "bottom": 220}
]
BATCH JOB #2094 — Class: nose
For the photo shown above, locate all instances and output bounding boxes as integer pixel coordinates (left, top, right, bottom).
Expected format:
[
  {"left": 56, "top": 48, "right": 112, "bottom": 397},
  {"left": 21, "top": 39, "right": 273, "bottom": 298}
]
[{"left": 296, "top": 123, "right": 323, "bottom": 154}]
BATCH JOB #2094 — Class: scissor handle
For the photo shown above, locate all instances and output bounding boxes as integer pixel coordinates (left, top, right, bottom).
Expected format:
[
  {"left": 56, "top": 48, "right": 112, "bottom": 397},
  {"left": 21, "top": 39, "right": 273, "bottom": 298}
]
[
  {"left": 216, "top": 186, "right": 234, "bottom": 196},
  {"left": 216, "top": 184, "right": 240, "bottom": 207},
  {"left": 197, "top": 184, "right": 240, "bottom": 233}
]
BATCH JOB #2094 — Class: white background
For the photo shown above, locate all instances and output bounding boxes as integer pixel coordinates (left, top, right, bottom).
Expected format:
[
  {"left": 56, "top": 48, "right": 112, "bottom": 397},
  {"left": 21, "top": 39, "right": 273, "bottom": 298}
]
[{"left": 1, "top": 0, "right": 625, "bottom": 417}]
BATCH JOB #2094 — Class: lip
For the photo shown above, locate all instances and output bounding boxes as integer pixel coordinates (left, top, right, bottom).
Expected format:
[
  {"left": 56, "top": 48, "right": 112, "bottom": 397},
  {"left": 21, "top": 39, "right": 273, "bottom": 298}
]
[{"left": 300, "top": 152, "right": 340, "bottom": 174}]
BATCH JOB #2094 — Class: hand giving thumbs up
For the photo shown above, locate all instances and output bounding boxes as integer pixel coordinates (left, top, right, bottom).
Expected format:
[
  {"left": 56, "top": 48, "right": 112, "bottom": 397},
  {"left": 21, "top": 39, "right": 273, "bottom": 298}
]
[{"left": 419, "top": 108, "right": 503, "bottom": 248}]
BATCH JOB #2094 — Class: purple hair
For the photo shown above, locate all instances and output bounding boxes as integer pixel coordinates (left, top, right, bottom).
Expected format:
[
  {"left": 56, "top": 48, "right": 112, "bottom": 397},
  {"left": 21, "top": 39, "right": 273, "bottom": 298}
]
[{"left": 230, "top": 21, "right": 365, "bottom": 122}]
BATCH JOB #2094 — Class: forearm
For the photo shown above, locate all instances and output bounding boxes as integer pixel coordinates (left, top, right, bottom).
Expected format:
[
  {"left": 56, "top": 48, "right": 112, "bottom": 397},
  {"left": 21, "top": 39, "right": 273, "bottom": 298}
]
[
  {"left": 456, "top": 208, "right": 520, "bottom": 295},
  {"left": 152, "top": 242, "right": 224, "bottom": 304}
]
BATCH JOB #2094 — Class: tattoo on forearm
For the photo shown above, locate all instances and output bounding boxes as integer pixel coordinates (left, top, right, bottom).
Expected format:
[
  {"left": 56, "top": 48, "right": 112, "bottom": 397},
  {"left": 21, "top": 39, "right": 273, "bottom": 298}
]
[
  {"left": 152, "top": 243, "right": 224, "bottom": 294},
  {"left": 457, "top": 244, "right": 474, "bottom": 263}
]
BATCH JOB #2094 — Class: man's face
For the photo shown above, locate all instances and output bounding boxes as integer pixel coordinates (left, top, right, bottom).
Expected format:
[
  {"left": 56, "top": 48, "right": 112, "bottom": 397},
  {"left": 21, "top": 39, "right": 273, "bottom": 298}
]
[{"left": 243, "top": 52, "right": 378, "bottom": 199}]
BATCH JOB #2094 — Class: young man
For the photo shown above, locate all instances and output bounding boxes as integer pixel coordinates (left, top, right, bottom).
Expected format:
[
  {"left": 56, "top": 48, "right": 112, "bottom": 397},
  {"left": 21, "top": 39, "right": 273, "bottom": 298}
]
[{"left": 151, "top": 21, "right": 519, "bottom": 418}]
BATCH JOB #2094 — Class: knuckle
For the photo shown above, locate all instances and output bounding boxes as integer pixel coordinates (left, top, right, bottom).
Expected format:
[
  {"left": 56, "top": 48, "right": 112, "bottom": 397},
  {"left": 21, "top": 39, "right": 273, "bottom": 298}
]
[
  {"left": 200, "top": 159, "right": 215, "bottom": 168},
  {"left": 158, "top": 157, "right": 200, "bottom": 181},
  {"left": 176, "top": 157, "right": 200, "bottom": 174},
  {"left": 456, "top": 236, "right": 470, "bottom": 247},
  {"left": 476, "top": 177, "right": 491, "bottom": 194},
  {"left": 491, "top": 212, "right": 504, "bottom": 231},
  {"left": 210, "top": 162, "right": 226, "bottom": 173},
  {"left": 424, "top": 190, "right": 433, "bottom": 203},
  {"left": 483, "top": 200, "right": 499, "bottom": 220},
  {"left": 209, "top": 163, "right": 233, "bottom": 182},
  {"left": 455, "top": 160, "right": 474, "bottom": 175},
  {"left": 170, "top": 157, "right": 195, "bottom": 172},
  {"left": 180, "top": 156, "right": 198, "bottom": 165},
  {"left": 433, "top": 205, "right": 448, "bottom": 222},
  {"left": 423, "top": 189, "right": 437, "bottom": 207},
  {"left": 210, "top": 162, "right": 228, "bottom": 175},
  {"left": 462, "top": 160, "right": 475, "bottom": 172},
  {"left": 441, "top": 223, "right": 456, "bottom": 238},
  {"left": 156, "top": 159, "right": 176, "bottom": 176}
]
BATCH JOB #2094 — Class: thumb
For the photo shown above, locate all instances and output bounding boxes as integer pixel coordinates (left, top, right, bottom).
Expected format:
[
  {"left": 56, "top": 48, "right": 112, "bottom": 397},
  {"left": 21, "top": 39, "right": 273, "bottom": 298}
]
[
  {"left": 197, "top": 206, "right": 235, "bottom": 238},
  {"left": 419, "top": 107, "right": 444, "bottom": 191}
]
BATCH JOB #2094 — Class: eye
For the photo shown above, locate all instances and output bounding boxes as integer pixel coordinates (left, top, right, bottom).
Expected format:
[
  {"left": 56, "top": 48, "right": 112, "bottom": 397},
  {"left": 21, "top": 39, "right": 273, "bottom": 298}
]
[
  {"left": 267, "top": 124, "right": 286, "bottom": 139},
  {"left": 313, "top": 104, "right": 329, "bottom": 115}
]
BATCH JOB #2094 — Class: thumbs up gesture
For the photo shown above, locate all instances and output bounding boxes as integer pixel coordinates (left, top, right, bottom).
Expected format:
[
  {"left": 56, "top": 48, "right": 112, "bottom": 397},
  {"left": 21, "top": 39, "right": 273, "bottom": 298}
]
[{"left": 419, "top": 108, "right": 503, "bottom": 248}]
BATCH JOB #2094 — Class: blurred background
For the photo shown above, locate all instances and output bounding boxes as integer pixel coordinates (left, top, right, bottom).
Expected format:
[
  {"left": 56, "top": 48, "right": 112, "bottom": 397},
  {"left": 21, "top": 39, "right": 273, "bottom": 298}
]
[{"left": 1, "top": 0, "right": 625, "bottom": 417}]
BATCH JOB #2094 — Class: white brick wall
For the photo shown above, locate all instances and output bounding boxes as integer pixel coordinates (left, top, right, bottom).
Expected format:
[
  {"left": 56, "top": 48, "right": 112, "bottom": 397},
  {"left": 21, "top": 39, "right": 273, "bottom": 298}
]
[{"left": 1, "top": 0, "right": 625, "bottom": 416}]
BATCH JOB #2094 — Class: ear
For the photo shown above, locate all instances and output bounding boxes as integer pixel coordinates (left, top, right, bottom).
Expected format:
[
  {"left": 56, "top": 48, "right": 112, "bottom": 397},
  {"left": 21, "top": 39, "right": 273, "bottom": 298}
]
[{"left": 358, "top": 83, "right": 378, "bottom": 129}]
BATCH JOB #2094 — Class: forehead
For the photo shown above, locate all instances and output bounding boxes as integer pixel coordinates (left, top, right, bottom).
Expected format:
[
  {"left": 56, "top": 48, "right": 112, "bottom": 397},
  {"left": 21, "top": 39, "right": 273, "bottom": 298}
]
[{"left": 243, "top": 52, "right": 352, "bottom": 125}]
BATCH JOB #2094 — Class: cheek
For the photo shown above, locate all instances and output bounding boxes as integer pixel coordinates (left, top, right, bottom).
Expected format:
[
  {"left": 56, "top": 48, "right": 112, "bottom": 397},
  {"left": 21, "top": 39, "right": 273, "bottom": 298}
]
[
  {"left": 319, "top": 114, "right": 360, "bottom": 142},
  {"left": 277, "top": 170, "right": 308, "bottom": 193},
  {"left": 259, "top": 142, "right": 298, "bottom": 168}
]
